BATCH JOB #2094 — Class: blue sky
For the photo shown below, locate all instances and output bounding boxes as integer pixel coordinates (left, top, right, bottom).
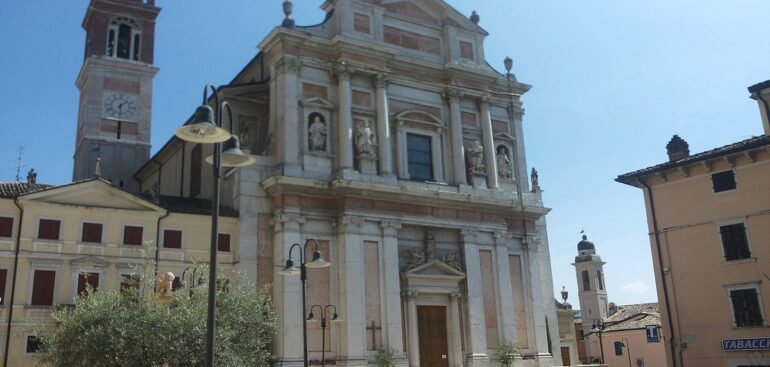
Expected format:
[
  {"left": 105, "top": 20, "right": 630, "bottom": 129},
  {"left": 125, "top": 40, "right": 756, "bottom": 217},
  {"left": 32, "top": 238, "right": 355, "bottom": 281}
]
[{"left": 1, "top": 1, "right": 768, "bottom": 306}]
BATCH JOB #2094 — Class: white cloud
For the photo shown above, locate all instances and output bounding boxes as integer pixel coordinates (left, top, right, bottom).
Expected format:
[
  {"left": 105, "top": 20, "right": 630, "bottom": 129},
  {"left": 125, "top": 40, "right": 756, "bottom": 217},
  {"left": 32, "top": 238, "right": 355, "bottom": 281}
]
[{"left": 621, "top": 280, "right": 650, "bottom": 294}]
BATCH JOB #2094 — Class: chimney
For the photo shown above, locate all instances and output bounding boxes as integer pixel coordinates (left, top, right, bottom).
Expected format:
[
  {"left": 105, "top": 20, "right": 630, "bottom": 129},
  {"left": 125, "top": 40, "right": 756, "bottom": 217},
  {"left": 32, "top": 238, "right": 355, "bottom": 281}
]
[
  {"left": 26, "top": 168, "right": 37, "bottom": 185},
  {"left": 748, "top": 80, "right": 770, "bottom": 136},
  {"left": 666, "top": 135, "right": 690, "bottom": 162}
]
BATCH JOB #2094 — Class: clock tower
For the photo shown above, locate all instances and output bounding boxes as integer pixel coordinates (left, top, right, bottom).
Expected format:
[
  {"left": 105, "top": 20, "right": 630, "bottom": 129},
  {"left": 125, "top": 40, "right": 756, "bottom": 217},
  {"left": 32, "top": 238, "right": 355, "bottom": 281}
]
[{"left": 73, "top": 0, "right": 160, "bottom": 192}]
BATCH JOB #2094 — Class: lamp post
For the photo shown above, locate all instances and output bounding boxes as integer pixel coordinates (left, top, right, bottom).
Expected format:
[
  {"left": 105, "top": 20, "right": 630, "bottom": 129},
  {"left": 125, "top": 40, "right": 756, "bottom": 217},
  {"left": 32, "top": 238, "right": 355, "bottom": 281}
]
[
  {"left": 592, "top": 318, "right": 607, "bottom": 364},
  {"left": 622, "top": 337, "right": 632, "bottom": 367},
  {"left": 174, "top": 84, "right": 255, "bottom": 367},
  {"left": 278, "top": 239, "right": 330, "bottom": 367},
  {"left": 307, "top": 304, "right": 341, "bottom": 366}
]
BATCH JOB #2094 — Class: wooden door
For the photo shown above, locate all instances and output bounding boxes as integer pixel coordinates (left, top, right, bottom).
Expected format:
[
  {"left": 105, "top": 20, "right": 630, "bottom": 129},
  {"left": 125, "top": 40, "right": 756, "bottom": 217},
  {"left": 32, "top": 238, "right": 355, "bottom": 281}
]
[
  {"left": 417, "top": 306, "right": 449, "bottom": 367},
  {"left": 560, "top": 346, "right": 570, "bottom": 366}
]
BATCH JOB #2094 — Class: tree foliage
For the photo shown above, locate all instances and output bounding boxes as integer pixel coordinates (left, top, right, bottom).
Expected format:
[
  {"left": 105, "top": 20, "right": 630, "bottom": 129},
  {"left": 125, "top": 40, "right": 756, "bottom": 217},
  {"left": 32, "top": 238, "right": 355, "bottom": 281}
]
[{"left": 38, "top": 267, "right": 276, "bottom": 367}]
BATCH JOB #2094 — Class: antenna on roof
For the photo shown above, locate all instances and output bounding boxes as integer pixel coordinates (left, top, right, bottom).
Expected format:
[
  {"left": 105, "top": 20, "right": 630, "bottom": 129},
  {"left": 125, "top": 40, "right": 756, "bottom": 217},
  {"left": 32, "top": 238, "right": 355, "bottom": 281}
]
[{"left": 14, "top": 145, "right": 26, "bottom": 182}]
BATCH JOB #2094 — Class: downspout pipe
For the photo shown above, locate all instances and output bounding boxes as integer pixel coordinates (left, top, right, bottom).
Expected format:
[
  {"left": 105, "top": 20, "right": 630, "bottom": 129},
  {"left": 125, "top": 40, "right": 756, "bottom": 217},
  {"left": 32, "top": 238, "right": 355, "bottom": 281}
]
[
  {"left": 3, "top": 199, "right": 24, "bottom": 367},
  {"left": 641, "top": 179, "right": 680, "bottom": 367},
  {"left": 755, "top": 91, "right": 770, "bottom": 132},
  {"left": 154, "top": 209, "right": 170, "bottom": 290}
]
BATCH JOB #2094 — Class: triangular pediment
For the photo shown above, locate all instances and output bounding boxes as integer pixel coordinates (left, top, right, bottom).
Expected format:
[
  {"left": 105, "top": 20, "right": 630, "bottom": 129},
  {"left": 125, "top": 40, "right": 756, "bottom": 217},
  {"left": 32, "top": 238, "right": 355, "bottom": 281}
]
[
  {"left": 383, "top": 1, "right": 440, "bottom": 26},
  {"left": 71, "top": 256, "right": 110, "bottom": 269},
  {"left": 300, "top": 97, "right": 335, "bottom": 109},
  {"left": 404, "top": 259, "right": 466, "bottom": 278},
  {"left": 495, "top": 132, "right": 515, "bottom": 142},
  {"left": 19, "top": 179, "right": 165, "bottom": 213},
  {"left": 381, "top": 0, "right": 487, "bottom": 34}
]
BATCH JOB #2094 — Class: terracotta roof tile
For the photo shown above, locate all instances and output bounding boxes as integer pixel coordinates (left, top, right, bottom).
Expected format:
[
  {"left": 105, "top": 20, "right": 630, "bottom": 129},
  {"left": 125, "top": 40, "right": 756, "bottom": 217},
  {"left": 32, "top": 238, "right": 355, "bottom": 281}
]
[
  {"left": 603, "top": 303, "right": 660, "bottom": 332},
  {"left": 0, "top": 182, "right": 54, "bottom": 198}
]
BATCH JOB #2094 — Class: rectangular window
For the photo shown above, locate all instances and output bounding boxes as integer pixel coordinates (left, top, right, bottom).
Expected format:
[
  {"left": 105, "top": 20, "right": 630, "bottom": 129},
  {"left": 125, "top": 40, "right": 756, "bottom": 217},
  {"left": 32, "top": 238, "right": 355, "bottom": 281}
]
[
  {"left": 0, "top": 217, "right": 13, "bottom": 238},
  {"left": 614, "top": 341, "right": 624, "bottom": 356},
  {"left": 353, "top": 13, "right": 371, "bottom": 34},
  {"left": 163, "top": 229, "right": 182, "bottom": 249},
  {"left": 31, "top": 270, "right": 56, "bottom": 306},
  {"left": 26, "top": 336, "right": 43, "bottom": 354},
  {"left": 123, "top": 226, "right": 143, "bottom": 245},
  {"left": 459, "top": 40, "right": 474, "bottom": 60},
  {"left": 38, "top": 219, "right": 61, "bottom": 240},
  {"left": 406, "top": 133, "right": 433, "bottom": 181},
  {"left": 77, "top": 272, "right": 100, "bottom": 295},
  {"left": 730, "top": 288, "right": 764, "bottom": 327},
  {"left": 218, "top": 233, "right": 231, "bottom": 252},
  {"left": 720, "top": 223, "right": 751, "bottom": 261},
  {"left": 712, "top": 170, "right": 736, "bottom": 192},
  {"left": 646, "top": 325, "right": 660, "bottom": 342},
  {"left": 0, "top": 269, "right": 7, "bottom": 305},
  {"left": 81, "top": 222, "right": 103, "bottom": 243}
]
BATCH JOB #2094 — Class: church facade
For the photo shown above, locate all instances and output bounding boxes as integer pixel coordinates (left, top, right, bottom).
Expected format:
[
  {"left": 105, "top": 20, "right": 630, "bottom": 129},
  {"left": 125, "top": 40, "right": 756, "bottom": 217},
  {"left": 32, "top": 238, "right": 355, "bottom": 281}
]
[{"left": 1, "top": 0, "right": 563, "bottom": 366}]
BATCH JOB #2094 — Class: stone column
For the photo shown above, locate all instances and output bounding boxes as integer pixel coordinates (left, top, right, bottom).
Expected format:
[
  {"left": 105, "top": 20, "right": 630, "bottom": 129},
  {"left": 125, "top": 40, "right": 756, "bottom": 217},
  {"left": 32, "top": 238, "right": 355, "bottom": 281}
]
[
  {"left": 381, "top": 221, "right": 404, "bottom": 352},
  {"left": 526, "top": 240, "right": 549, "bottom": 356},
  {"left": 449, "top": 293, "right": 464, "bottom": 367},
  {"left": 448, "top": 89, "right": 467, "bottom": 185},
  {"left": 405, "top": 291, "right": 420, "bottom": 367},
  {"left": 461, "top": 229, "right": 489, "bottom": 366},
  {"left": 479, "top": 98, "right": 499, "bottom": 189},
  {"left": 375, "top": 75, "right": 393, "bottom": 176},
  {"left": 494, "top": 232, "right": 517, "bottom": 344},
  {"left": 337, "top": 66, "right": 355, "bottom": 175},
  {"left": 272, "top": 212, "right": 306, "bottom": 366},
  {"left": 275, "top": 56, "right": 302, "bottom": 176},
  {"left": 337, "top": 215, "right": 367, "bottom": 365}
]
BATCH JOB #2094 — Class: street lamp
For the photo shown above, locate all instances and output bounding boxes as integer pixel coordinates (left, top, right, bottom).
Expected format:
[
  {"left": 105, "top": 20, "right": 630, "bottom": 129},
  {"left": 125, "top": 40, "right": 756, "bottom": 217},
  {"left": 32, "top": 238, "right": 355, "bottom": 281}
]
[
  {"left": 174, "top": 84, "right": 255, "bottom": 367},
  {"left": 591, "top": 318, "right": 607, "bottom": 364},
  {"left": 307, "top": 304, "right": 341, "bottom": 366},
  {"left": 278, "top": 239, "right": 330, "bottom": 367},
  {"left": 622, "top": 337, "right": 632, "bottom": 367}
]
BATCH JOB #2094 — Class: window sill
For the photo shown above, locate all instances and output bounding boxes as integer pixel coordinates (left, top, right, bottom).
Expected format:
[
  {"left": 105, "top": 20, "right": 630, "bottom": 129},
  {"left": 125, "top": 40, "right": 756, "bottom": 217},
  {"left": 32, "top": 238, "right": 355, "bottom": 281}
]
[
  {"left": 121, "top": 243, "right": 143, "bottom": 247},
  {"left": 732, "top": 325, "right": 769, "bottom": 330},
  {"left": 24, "top": 305, "right": 54, "bottom": 309},
  {"left": 722, "top": 257, "right": 757, "bottom": 265}
]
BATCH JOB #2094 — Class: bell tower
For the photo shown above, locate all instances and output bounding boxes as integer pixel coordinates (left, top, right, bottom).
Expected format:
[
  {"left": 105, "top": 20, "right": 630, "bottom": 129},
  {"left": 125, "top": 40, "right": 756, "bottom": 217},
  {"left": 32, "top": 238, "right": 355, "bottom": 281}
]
[
  {"left": 572, "top": 234, "right": 609, "bottom": 359},
  {"left": 73, "top": 0, "right": 160, "bottom": 192}
]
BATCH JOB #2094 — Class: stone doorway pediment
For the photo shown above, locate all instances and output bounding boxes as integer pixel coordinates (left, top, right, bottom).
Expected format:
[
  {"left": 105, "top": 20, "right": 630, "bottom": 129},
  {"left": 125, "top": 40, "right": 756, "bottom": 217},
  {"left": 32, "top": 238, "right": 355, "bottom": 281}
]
[{"left": 402, "top": 259, "right": 465, "bottom": 281}]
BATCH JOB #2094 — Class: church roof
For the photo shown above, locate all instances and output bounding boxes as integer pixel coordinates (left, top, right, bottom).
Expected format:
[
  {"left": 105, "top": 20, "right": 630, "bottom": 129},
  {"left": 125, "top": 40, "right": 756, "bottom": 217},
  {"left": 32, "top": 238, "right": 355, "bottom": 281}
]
[
  {"left": 0, "top": 182, "right": 54, "bottom": 198},
  {"left": 748, "top": 79, "right": 770, "bottom": 93},
  {"left": 617, "top": 135, "right": 770, "bottom": 187}
]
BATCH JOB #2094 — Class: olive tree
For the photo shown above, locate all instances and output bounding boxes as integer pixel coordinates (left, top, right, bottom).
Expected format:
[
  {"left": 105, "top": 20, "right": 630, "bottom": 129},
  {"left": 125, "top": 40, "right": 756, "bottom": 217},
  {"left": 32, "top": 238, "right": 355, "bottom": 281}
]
[{"left": 38, "top": 266, "right": 276, "bottom": 367}]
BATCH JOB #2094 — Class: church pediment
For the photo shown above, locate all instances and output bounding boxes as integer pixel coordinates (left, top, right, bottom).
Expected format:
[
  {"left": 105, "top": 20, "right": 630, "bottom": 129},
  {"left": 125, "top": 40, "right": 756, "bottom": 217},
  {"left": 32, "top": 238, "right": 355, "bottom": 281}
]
[
  {"left": 381, "top": 0, "right": 487, "bottom": 35},
  {"left": 403, "top": 259, "right": 466, "bottom": 280},
  {"left": 382, "top": 1, "right": 440, "bottom": 26},
  {"left": 19, "top": 179, "right": 165, "bottom": 213},
  {"left": 300, "top": 96, "right": 335, "bottom": 109}
]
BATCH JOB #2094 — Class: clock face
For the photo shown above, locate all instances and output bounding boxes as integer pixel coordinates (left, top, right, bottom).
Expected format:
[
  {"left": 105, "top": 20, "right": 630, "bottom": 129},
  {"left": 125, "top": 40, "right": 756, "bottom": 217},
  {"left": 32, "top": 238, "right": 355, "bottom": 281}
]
[{"left": 103, "top": 92, "right": 137, "bottom": 120}]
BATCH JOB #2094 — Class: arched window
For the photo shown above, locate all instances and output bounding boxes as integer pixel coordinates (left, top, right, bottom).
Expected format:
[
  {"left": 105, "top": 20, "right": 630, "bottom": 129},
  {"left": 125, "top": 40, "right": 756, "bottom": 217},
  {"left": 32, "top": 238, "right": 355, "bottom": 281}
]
[
  {"left": 106, "top": 17, "right": 141, "bottom": 61},
  {"left": 582, "top": 271, "right": 590, "bottom": 291},
  {"left": 597, "top": 270, "right": 604, "bottom": 290}
]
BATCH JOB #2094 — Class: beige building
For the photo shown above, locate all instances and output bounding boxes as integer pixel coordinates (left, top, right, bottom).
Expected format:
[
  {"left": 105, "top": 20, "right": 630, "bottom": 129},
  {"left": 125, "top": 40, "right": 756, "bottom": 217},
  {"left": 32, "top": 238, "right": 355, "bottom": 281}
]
[
  {"left": 0, "top": 176, "right": 238, "bottom": 365},
  {"left": 617, "top": 80, "right": 770, "bottom": 367},
  {"left": 585, "top": 303, "right": 665, "bottom": 367}
]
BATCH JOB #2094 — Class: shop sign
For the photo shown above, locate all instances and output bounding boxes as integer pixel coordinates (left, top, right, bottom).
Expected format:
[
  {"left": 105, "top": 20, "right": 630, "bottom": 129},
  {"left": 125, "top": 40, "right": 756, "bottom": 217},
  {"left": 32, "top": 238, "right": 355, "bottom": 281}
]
[{"left": 722, "top": 337, "right": 770, "bottom": 351}]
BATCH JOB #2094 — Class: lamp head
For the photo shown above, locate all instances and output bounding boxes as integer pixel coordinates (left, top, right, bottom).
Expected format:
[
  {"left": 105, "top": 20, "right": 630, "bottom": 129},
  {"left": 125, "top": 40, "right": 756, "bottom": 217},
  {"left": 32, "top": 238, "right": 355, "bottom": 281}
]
[
  {"left": 305, "top": 249, "right": 330, "bottom": 269},
  {"left": 278, "top": 258, "right": 300, "bottom": 276},
  {"left": 504, "top": 56, "right": 513, "bottom": 74},
  {"left": 331, "top": 312, "right": 340, "bottom": 322},
  {"left": 174, "top": 105, "right": 231, "bottom": 144},
  {"left": 307, "top": 312, "right": 317, "bottom": 321},
  {"left": 561, "top": 286, "right": 568, "bottom": 302},
  {"left": 205, "top": 135, "right": 256, "bottom": 167}
]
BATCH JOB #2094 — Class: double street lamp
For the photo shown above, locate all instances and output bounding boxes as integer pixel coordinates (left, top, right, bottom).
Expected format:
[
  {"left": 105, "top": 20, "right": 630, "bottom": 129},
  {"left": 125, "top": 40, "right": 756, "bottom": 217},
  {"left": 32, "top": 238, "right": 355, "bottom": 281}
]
[
  {"left": 591, "top": 318, "right": 607, "bottom": 364},
  {"left": 307, "top": 304, "right": 341, "bottom": 366},
  {"left": 278, "top": 239, "right": 330, "bottom": 367},
  {"left": 174, "top": 84, "right": 255, "bottom": 367}
]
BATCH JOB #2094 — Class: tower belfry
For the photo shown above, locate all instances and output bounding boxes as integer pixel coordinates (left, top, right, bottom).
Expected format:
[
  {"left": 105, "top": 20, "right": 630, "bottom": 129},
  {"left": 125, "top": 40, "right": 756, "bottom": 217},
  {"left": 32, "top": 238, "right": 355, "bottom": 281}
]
[
  {"left": 72, "top": 0, "right": 160, "bottom": 191},
  {"left": 572, "top": 234, "right": 609, "bottom": 359}
]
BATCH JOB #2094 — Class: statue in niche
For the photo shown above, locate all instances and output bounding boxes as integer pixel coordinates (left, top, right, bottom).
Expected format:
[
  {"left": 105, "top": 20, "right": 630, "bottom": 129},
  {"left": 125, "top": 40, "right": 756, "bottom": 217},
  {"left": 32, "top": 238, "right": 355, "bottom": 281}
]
[
  {"left": 405, "top": 247, "right": 426, "bottom": 270},
  {"left": 307, "top": 113, "right": 327, "bottom": 152},
  {"left": 239, "top": 125, "right": 251, "bottom": 151},
  {"left": 424, "top": 230, "right": 437, "bottom": 260},
  {"left": 155, "top": 272, "right": 175, "bottom": 297},
  {"left": 355, "top": 120, "right": 377, "bottom": 157},
  {"left": 497, "top": 146, "right": 513, "bottom": 179},
  {"left": 466, "top": 141, "right": 485, "bottom": 174},
  {"left": 531, "top": 167, "right": 540, "bottom": 190}
]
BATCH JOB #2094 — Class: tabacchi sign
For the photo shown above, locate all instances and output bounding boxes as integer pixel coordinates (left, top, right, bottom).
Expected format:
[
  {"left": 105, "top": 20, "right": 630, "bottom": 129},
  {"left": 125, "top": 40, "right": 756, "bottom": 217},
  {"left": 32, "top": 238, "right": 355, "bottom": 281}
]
[{"left": 722, "top": 338, "right": 770, "bottom": 351}]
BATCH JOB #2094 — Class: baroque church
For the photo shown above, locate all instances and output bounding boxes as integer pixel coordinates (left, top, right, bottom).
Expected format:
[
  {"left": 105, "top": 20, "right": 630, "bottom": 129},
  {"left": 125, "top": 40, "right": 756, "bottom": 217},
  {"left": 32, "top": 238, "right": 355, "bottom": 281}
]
[{"left": 0, "top": 0, "right": 562, "bottom": 366}]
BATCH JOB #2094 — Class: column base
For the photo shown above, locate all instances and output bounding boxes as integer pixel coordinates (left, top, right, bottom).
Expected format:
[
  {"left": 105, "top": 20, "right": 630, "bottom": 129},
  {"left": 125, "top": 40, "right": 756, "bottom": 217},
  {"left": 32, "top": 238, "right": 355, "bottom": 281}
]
[
  {"left": 465, "top": 353, "right": 490, "bottom": 367},
  {"left": 337, "top": 167, "right": 360, "bottom": 180},
  {"left": 333, "top": 357, "right": 369, "bottom": 367},
  {"left": 470, "top": 173, "right": 488, "bottom": 189},
  {"left": 356, "top": 155, "right": 378, "bottom": 175},
  {"left": 281, "top": 163, "right": 303, "bottom": 177},
  {"left": 271, "top": 357, "right": 305, "bottom": 367}
]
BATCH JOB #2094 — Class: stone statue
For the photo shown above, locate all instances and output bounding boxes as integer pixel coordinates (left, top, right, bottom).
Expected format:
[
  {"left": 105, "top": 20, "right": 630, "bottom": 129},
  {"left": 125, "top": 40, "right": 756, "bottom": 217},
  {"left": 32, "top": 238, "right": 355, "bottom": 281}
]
[
  {"left": 155, "top": 272, "right": 175, "bottom": 297},
  {"left": 239, "top": 125, "right": 251, "bottom": 151},
  {"left": 27, "top": 169, "right": 37, "bottom": 184},
  {"left": 405, "top": 247, "right": 425, "bottom": 270},
  {"left": 531, "top": 167, "right": 540, "bottom": 189},
  {"left": 466, "top": 141, "right": 485, "bottom": 174},
  {"left": 355, "top": 121, "right": 377, "bottom": 157},
  {"left": 424, "top": 230, "right": 437, "bottom": 260},
  {"left": 307, "top": 113, "right": 327, "bottom": 152},
  {"left": 497, "top": 147, "right": 513, "bottom": 179},
  {"left": 443, "top": 250, "right": 462, "bottom": 270}
]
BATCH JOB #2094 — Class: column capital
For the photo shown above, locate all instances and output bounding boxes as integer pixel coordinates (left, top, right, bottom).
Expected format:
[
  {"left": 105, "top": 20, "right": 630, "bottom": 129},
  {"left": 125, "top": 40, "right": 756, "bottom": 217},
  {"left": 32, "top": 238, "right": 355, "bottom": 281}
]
[
  {"left": 460, "top": 227, "right": 479, "bottom": 240},
  {"left": 445, "top": 88, "right": 463, "bottom": 103},
  {"left": 380, "top": 220, "right": 402, "bottom": 230},
  {"left": 449, "top": 292, "right": 462, "bottom": 302},
  {"left": 494, "top": 230, "right": 513, "bottom": 240},
  {"left": 403, "top": 291, "right": 419, "bottom": 300},
  {"left": 479, "top": 96, "right": 490, "bottom": 109},
  {"left": 335, "top": 63, "right": 354, "bottom": 81},
  {"left": 274, "top": 55, "right": 301, "bottom": 75},
  {"left": 270, "top": 212, "right": 306, "bottom": 227},
  {"left": 334, "top": 215, "right": 365, "bottom": 229},
  {"left": 375, "top": 73, "right": 389, "bottom": 89}
]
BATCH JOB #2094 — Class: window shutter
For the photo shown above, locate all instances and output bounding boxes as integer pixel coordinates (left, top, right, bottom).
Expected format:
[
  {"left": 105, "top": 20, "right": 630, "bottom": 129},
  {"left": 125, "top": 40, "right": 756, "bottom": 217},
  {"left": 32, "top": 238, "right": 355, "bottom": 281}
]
[
  {"left": 31, "top": 270, "right": 56, "bottom": 306},
  {"left": 82, "top": 223, "right": 103, "bottom": 243},
  {"left": 123, "top": 226, "right": 143, "bottom": 245},
  {"left": 38, "top": 219, "right": 61, "bottom": 240},
  {"left": 78, "top": 272, "right": 100, "bottom": 295},
  {"left": 163, "top": 230, "right": 182, "bottom": 249},
  {"left": 0, "top": 269, "right": 7, "bottom": 305},
  {"left": 218, "top": 234, "right": 231, "bottom": 252},
  {"left": 747, "top": 288, "right": 764, "bottom": 325},
  {"left": 0, "top": 217, "right": 13, "bottom": 237}
]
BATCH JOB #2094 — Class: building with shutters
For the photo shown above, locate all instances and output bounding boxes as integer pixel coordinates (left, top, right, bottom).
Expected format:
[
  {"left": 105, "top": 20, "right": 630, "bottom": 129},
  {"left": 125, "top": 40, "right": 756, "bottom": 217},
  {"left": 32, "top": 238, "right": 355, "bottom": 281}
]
[
  {"left": 1, "top": 0, "right": 566, "bottom": 366},
  {"left": 617, "top": 80, "right": 770, "bottom": 367}
]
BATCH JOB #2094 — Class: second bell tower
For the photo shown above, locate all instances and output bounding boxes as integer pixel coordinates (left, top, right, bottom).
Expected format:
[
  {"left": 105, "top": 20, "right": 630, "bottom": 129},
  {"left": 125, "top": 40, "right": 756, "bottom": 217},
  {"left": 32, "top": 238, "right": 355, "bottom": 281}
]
[{"left": 73, "top": 0, "right": 160, "bottom": 191}]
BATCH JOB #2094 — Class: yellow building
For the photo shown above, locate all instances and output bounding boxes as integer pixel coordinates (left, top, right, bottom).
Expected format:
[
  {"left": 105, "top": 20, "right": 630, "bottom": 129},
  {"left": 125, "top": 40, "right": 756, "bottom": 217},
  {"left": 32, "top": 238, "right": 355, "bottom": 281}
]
[
  {"left": 0, "top": 177, "right": 238, "bottom": 365},
  {"left": 617, "top": 80, "right": 770, "bottom": 367}
]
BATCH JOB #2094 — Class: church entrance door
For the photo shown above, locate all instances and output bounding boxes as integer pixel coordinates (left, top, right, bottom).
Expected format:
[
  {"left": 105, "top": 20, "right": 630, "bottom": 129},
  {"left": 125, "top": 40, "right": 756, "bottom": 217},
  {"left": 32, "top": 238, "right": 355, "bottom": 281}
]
[{"left": 417, "top": 306, "right": 449, "bottom": 367}]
